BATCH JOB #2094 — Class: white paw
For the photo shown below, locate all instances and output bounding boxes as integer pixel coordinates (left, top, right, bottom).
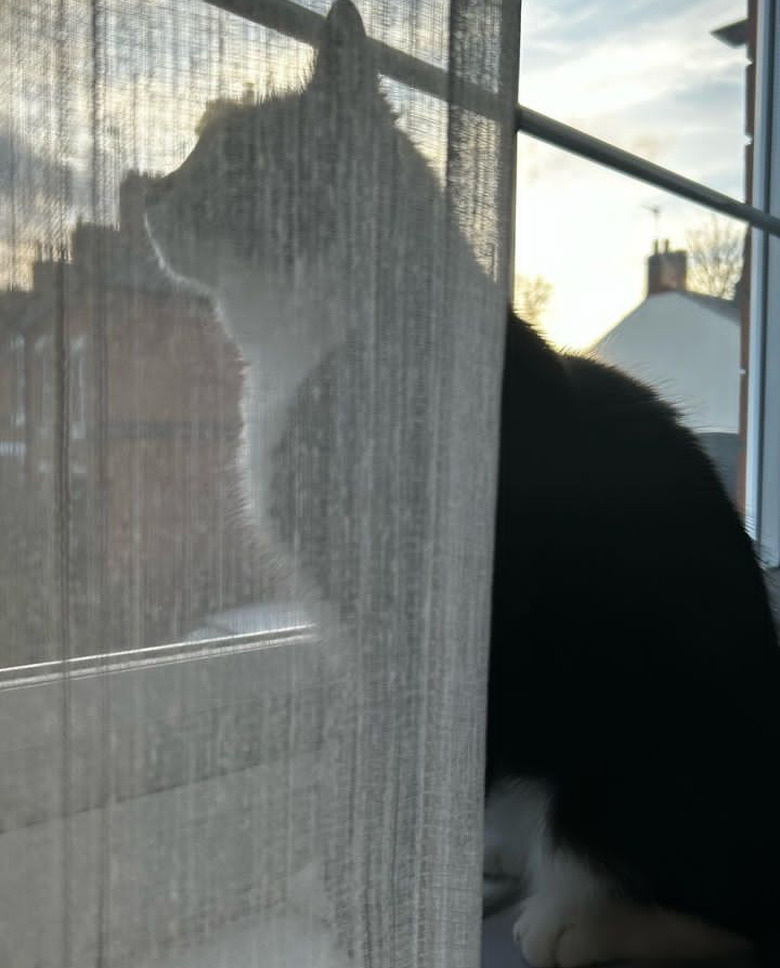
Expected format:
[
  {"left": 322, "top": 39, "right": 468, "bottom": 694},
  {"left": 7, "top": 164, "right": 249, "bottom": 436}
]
[
  {"left": 512, "top": 895, "right": 601, "bottom": 968},
  {"left": 513, "top": 894, "right": 565, "bottom": 967},
  {"left": 513, "top": 894, "right": 753, "bottom": 967}
]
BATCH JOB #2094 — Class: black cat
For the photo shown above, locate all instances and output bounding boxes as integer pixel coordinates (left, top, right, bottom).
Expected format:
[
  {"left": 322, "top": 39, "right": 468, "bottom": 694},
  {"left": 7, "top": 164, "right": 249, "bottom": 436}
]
[
  {"left": 146, "top": 1, "right": 780, "bottom": 964},
  {"left": 486, "top": 314, "right": 780, "bottom": 964}
]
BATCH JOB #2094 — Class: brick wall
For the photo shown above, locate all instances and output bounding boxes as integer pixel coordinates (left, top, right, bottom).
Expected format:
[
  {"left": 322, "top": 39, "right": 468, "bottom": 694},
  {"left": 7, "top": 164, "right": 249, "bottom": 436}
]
[{"left": 0, "top": 178, "right": 280, "bottom": 664}]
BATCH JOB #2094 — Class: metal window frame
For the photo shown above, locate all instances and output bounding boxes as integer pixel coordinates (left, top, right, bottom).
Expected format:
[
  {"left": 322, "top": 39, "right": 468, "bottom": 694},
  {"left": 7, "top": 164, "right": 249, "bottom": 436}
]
[
  {"left": 746, "top": 0, "right": 780, "bottom": 563},
  {"left": 515, "top": 105, "right": 780, "bottom": 238},
  {"left": 0, "top": 623, "right": 316, "bottom": 690}
]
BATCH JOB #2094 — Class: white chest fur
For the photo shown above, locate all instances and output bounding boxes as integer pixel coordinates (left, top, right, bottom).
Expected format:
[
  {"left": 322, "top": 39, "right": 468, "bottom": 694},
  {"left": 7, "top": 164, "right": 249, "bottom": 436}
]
[{"left": 214, "top": 259, "right": 348, "bottom": 525}]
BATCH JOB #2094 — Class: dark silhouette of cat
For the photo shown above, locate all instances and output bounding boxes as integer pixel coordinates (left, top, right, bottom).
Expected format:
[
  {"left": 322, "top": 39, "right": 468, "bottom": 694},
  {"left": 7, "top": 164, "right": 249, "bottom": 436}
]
[
  {"left": 146, "top": 1, "right": 780, "bottom": 964},
  {"left": 487, "top": 316, "right": 780, "bottom": 964}
]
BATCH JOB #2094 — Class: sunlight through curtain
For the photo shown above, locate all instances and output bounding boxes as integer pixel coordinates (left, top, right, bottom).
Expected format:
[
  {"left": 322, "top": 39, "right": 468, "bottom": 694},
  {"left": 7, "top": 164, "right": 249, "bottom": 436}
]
[{"left": 0, "top": 1, "right": 518, "bottom": 964}]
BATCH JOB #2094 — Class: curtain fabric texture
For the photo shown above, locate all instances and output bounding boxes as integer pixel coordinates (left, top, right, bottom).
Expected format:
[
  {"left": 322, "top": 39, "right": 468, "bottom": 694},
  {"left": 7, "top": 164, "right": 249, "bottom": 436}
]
[{"left": 0, "top": 1, "right": 518, "bottom": 965}]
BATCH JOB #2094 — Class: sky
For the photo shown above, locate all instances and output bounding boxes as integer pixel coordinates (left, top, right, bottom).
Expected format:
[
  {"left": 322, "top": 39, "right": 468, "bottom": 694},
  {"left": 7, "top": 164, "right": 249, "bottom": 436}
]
[{"left": 515, "top": 0, "right": 749, "bottom": 349}]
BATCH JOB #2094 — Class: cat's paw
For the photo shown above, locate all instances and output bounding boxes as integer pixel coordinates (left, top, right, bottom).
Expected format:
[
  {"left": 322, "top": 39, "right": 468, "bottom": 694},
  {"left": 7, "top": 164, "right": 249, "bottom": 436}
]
[
  {"left": 513, "top": 894, "right": 752, "bottom": 967},
  {"left": 512, "top": 894, "right": 569, "bottom": 968},
  {"left": 513, "top": 895, "right": 602, "bottom": 968}
]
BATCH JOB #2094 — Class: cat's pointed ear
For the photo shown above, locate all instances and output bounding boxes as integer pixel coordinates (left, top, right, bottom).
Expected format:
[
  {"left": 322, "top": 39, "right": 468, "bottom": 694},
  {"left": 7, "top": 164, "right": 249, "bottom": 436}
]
[{"left": 310, "top": 0, "right": 376, "bottom": 96}]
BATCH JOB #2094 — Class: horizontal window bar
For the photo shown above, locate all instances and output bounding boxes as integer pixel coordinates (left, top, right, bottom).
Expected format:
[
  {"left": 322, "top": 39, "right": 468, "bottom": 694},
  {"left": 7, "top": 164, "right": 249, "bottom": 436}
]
[
  {"left": 0, "top": 623, "right": 316, "bottom": 689},
  {"left": 211, "top": 1, "right": 777, "bottom": 233},
  {"left": 516, "top": 105, "right": 780, "bottom": 239},
  {"left": 207, "top": 0, "right": 505, "bottom": 119}
]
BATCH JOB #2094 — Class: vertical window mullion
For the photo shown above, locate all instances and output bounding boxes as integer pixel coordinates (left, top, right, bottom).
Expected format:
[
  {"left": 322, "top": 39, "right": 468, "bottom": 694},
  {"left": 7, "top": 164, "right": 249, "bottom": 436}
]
[{"left": 746, "top": 0, "right": 780, "bottom": 563}]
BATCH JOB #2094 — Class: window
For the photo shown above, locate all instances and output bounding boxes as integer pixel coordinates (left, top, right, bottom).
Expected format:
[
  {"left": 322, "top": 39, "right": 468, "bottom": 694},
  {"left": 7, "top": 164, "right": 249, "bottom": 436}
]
[
  {"left": 515, "top": 0, "right": 780, "bottom": 565},
  {"left": 1, "top": 3, "right": 779, "bottom": 967},
  {"left": 0, "top": 8, "right": 777, "bottom": 644}
]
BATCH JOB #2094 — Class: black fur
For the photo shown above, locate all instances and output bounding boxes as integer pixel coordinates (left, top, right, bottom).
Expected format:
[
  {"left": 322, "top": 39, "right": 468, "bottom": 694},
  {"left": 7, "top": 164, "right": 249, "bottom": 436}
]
[{"left": 489, "top": 312, "right": 780, "bottom": 949}]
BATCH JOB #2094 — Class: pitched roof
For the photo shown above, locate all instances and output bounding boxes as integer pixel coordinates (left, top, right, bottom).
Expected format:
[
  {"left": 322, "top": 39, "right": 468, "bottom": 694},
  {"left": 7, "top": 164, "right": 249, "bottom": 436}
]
[{"left": 590, "top": 290, "right": 740, "bottom": 434}]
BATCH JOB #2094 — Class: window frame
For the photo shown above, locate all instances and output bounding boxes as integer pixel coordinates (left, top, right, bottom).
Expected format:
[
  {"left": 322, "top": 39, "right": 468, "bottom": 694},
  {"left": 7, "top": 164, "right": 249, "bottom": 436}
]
[
  {"left": 746, "top": 0, "right": 780, "bottom": 565},
  {"left": 513, "top": 2, "right": 780, "bottom": 561}
]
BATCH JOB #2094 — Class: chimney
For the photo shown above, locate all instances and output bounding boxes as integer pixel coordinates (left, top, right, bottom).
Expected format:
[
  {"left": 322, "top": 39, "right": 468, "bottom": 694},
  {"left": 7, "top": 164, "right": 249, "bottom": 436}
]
[{"left": 647, "top": 239, "right": 687, "bottom": 296}]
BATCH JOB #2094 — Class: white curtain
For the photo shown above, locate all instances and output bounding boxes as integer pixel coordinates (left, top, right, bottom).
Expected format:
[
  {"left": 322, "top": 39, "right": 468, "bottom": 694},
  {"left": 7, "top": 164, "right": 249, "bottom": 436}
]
[{"left": 0, "top": 1, "right": 518, "bottom": 965}]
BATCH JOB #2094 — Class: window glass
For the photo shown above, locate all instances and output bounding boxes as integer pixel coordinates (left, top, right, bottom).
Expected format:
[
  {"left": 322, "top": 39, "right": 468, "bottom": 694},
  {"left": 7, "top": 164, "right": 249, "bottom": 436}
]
[
  {"left": 519, "top": 0, "right": 750, "bottom": 200},
  {"left": 515, "top": 135, "right": 749, "bottom": 508}
]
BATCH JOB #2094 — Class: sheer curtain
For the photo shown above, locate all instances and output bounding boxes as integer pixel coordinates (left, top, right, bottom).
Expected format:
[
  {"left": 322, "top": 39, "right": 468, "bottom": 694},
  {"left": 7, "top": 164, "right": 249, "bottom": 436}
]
[{"left": 0, "top": 1, "right": 518, "bottom": 965}]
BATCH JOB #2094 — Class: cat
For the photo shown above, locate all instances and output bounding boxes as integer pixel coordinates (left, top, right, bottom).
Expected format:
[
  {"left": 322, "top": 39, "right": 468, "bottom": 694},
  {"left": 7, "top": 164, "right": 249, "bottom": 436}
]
[
  {"left": 486, "top": 316, "right": 780, "bottom": 964},
  {"left": 145, "top": 1, "right": 780, "bottom": 965}
]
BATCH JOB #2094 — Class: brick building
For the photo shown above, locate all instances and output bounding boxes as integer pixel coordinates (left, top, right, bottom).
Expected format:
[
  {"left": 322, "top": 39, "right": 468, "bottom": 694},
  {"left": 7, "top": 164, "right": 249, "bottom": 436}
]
[{"left": 0, "top": 175, "right": 276, "bottom": 664}]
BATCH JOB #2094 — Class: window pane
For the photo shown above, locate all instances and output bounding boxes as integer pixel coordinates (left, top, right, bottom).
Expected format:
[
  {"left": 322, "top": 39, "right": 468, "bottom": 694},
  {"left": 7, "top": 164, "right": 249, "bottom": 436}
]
[
  {"left": 519, "top": 0, "right": 751, "bottom": 200},
  {"left": 515, "top": 134, "right": 750, "bottom": 509}
]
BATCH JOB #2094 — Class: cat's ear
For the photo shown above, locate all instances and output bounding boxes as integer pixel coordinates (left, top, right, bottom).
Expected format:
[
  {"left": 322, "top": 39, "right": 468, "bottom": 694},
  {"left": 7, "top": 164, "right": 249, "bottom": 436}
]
[{"left": 310, "top": 0, "right": 376, "bottom": 96}]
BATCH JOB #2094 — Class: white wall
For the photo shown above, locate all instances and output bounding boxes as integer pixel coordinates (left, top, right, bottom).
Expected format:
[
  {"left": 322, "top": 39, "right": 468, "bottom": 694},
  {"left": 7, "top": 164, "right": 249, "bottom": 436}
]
[{"left": 592, "top": 292, "right": 740, "bottom": 435}]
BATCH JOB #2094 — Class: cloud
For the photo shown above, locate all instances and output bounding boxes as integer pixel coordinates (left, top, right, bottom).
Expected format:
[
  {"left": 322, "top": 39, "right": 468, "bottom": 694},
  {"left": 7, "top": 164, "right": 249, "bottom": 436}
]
[
  {"left": 514, "top": 0, "right": 749, "bottom": 348},
  {"left": 518, "top": 0, "right": 746, "bottom": 177}
]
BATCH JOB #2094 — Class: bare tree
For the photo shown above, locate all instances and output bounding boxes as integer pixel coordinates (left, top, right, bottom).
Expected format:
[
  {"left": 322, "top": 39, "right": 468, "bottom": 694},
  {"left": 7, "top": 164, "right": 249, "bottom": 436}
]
[
  {"left": 685, "top": 215, "right": 744, "bottom": 300},
  {"left": 514, "top": 274, "right": 553, "bottom": 327}
]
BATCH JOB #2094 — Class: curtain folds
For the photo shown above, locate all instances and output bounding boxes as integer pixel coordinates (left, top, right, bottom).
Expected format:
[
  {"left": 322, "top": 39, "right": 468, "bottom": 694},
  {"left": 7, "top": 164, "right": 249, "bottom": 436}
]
[{"left": 0, "top": 1, "right": 518, "bottom": 965}]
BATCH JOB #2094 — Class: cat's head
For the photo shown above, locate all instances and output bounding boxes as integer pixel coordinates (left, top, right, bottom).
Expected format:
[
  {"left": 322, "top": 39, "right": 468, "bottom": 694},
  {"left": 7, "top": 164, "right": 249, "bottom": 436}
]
[{"left": 144, "top": 0, "right": 384, "bottom": 294}]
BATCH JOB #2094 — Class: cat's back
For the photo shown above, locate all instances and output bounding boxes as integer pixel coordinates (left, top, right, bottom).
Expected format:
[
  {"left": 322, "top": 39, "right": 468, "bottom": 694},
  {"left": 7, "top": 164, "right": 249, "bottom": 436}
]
[
  {"left": 500, "top": 312, "right": 774, "bottom": 636},
  {"left": 491, "top": 314, "right": 780, "bottom": 775},
  {"left": 562, "top": 347, "right": 775, "bottom": 636}
]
